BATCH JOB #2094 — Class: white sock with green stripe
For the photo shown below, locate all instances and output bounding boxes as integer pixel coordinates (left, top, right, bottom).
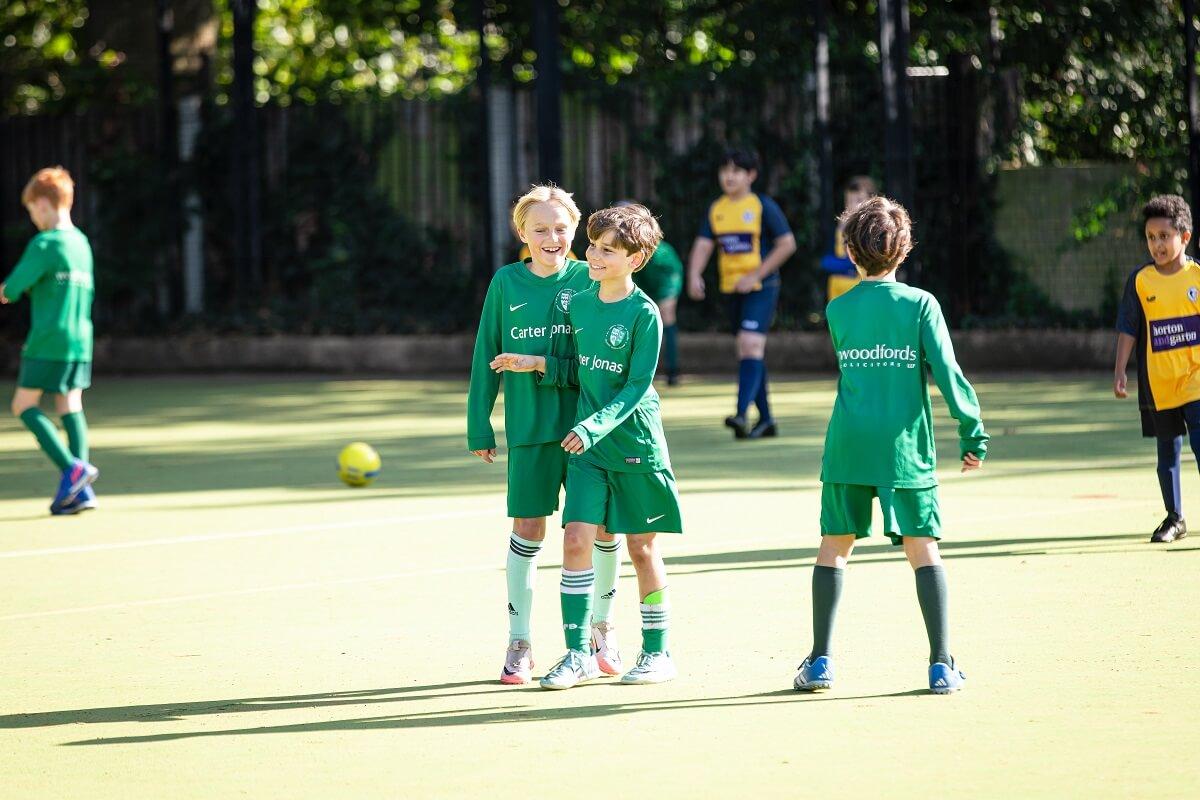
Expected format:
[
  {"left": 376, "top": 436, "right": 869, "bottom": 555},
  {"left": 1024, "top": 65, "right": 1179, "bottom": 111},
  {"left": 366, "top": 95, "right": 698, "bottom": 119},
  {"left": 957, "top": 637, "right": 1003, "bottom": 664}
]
[
  {"left": 591, "top": 538, "right": 623, "bottom": 624},
  {"left": 560, "top": 567, "right": 595, "bottom": 652},
  {"left": 506, "top": 533, "right": 542, "bottom": 643},
  {"left": 640, "top": 587, "right": 670, "bottom": 653}
]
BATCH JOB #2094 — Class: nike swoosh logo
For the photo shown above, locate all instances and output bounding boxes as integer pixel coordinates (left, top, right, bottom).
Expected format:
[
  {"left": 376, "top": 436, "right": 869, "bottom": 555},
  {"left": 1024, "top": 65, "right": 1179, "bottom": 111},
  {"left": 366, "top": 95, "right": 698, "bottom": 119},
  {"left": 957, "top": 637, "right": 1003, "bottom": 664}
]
[
  {"left": 646, "top": 514, "right": 666, "bottom": 524},
  {"left": 573, "top": 328, "right": 582, "bottom": 333},
  {"left": 509, "top": 303, "right": 527, "bottom": 311}
]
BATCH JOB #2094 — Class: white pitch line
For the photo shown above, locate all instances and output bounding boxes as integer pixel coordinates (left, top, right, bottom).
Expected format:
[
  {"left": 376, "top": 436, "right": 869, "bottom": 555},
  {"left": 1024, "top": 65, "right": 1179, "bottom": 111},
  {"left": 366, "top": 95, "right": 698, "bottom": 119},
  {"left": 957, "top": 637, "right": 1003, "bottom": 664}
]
[{"left": 0, "top": 508, "right": 494, "bottom": 560}]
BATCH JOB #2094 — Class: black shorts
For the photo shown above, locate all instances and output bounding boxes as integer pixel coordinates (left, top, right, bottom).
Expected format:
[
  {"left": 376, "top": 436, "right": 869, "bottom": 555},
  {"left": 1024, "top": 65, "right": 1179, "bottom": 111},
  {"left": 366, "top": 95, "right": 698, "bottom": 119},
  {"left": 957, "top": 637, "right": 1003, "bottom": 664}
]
[{"left": 1142, "top": 400, "right": 1200, "bottom": 439}]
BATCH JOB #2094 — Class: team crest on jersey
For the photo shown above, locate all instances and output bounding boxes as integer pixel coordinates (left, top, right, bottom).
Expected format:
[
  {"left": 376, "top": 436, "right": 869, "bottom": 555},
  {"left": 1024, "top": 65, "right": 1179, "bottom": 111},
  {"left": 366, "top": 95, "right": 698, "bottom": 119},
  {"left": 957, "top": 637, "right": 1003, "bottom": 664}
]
[
  {"left": 605, "top": 324, "right": 631, "bottom": 349},
  {"left": 742, "top": 210, "right": 755, "bottom": 223},
  {"left": 1189, "top": 286, "right": 1198, "bottom": 303},
  {"left": 556, "top": 288, "right": 575, "bottom": 313}
]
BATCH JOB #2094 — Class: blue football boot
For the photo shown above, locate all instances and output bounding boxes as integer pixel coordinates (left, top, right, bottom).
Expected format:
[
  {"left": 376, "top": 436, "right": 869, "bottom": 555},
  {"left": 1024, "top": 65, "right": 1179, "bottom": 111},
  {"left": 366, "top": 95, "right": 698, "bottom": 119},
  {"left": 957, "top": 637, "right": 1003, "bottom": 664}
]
[
  {"left": 793, "top": 655, "right": 833, "bottom": 692},
  {"left": 50, "top": 459, "right": 99, "bottom": 515},
  {"left": 57, "top": 484, "right": 99, "bottom": 515},
  {"left": 929, "top": 661, "right": 966, "bottom": 694}
]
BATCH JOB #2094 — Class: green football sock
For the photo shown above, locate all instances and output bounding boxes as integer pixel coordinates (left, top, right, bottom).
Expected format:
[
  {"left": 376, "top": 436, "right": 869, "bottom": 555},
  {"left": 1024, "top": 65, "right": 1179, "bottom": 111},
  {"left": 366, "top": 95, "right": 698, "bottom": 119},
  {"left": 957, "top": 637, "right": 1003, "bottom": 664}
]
[
  {"left": 640, "top": 587, "right": 669, "bottom": 653},
  {"left": 809, "top": 565, "right": 843, "bottom": 660},
  {"left": 61, "top": 411, "right": 89, "bottom": 462},
  {"left": 915, "top": 565, "right": 951, "bottom": 665},
  {"left": 560, "top": 568, "right": 595, "bottom": 651},
  {"left": 506, "top": 533, "right": 543, "bottom": 643},
  {"left": 19, "top": 408, "right": 73, "bottom": 471},
  {"left": 591, "top": 539, "right": 623, "bottom": 624}
]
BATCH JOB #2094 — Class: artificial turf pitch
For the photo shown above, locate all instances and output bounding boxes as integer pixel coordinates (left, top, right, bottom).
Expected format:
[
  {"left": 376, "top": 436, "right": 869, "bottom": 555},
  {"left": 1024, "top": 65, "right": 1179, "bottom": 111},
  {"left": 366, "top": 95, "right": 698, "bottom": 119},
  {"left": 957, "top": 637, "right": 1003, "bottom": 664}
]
[{"left": 0, "top": 375, "right": 1196, "bottom": 798}]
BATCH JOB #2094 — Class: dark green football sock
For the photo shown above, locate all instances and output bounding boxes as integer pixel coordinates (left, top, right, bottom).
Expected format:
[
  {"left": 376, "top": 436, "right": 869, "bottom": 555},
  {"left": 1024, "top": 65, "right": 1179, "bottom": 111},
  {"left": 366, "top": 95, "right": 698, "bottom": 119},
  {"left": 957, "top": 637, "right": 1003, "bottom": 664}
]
[
  {"left": 560, "top": 568, "right": 594, "bottom": 652},
  {"left": 19, "top": 408, "right": 73, "bottom": 471},
  {"left": 915, "top": 565, "right": 951, "bottom": 665},
  {"left": 61, "top": 411, "right": 89, "bottom": 462},
  {"left": 809, "top": 565, "right": 843, "bottom": 660}
]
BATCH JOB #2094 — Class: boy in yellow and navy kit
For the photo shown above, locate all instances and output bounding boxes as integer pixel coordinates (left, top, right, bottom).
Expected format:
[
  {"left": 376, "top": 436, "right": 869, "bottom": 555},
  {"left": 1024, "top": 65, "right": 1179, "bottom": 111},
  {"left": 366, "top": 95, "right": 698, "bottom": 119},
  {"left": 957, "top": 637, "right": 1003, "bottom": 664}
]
[
  {"left": 687, "top": 148, "right": 796, "bottom": 439},
  {"left": 1, "top": 167, "right": 99, "bottom": 515},
  {"left": 1114, "top": 194, "right": 1200, "bottom": 543},
  {"left": 819, "top": 176, "right": 877, "bottom": 303}
]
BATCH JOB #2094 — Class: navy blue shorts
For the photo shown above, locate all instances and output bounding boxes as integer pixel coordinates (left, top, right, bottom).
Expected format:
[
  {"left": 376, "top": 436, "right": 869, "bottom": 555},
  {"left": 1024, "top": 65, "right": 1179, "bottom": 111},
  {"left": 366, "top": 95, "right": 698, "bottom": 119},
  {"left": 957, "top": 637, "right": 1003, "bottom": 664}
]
[
  {"left": 724, "top": 277, "right": 780, "bottom": 335},
  {"left": 1143, "top": 399, "right": 1200, "bottom": 439}
]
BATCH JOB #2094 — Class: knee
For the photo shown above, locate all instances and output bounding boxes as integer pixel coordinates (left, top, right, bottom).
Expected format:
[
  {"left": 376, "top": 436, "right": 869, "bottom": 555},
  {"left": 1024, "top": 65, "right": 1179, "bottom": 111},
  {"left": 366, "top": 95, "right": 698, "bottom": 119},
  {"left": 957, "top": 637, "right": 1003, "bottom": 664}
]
[
  {"left": 561, "top": 529, "right": 592, "bottom": 560},
  {"left": 903, "top": 537, "right": 942, "bottom": 569},
  {"left": 736, "top": 334, "right": 766, "bottom": 360},
  {"left": 11, "top": 398, "right": 31, "bottom": 417},
  {"left": 626, "top": 539, "right": 656, "bottom": 567},
  {"left": 512, "top": 517, "right": 546, "bottom": 542}
]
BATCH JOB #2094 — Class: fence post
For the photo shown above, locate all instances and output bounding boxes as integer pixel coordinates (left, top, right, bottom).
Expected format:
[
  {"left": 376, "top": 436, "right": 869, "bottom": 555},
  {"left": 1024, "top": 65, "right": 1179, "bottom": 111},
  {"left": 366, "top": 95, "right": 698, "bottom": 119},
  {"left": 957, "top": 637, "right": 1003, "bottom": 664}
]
[
  {"left": 878, "top": 0, "right": 917, "bottom": 281},
  {"left": 814, "top": 0, "right": 835, "bottom": 261},
  {"left": 231, "top": 0, "right": 262, "bottom": 303},
  {"left": 532, "top": 0, "right": 563, "bottom": 184},
  {"left": 1185, "top": 0, "right": 1200, "bottom": 242}
]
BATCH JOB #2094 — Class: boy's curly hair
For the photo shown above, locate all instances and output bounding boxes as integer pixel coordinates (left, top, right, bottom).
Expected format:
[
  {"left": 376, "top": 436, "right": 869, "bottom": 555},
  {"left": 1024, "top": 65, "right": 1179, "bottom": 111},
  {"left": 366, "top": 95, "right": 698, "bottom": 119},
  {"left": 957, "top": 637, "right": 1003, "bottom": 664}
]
[
  {"left": 1142, "top": 194, "right": 1192, "bottom": 235},
  {"left": 586, "top": 204, "right": 663, "bottom": 271},
  {"left": 839, "top": 196, "right": 914, "bottom": 276}
]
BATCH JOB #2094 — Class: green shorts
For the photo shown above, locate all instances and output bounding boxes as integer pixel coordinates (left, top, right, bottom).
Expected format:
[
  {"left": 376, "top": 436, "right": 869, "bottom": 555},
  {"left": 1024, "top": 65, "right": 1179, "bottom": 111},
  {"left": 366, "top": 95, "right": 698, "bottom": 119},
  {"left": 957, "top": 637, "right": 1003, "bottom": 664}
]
[
  {"left": 820, "top": 482, "right": 941, "bottom": 545},
  {"left": 17, "top": 358, "right": 92, "bottom": 393},
  {"left": 637, "top": 271, "right": 683, "bottom": 303},
  {"left": 563, "top": 457, "right": 683, "bottom": 534},
  {"left": 507, "top": 442, "right": 569, "bottom": 518}
]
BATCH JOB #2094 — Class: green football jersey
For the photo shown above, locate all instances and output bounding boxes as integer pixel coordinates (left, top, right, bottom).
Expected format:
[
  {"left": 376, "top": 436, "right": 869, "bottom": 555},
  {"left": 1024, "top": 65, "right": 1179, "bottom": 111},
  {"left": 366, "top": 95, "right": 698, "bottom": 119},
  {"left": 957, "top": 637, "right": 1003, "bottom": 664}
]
[
  {"left": 541, "top": 285, "right": 670, "bottom": 473},
  {"left": 467, "top": 259, "right": 594, "bottom": 451},
  {"left": 633, "top": 240, "right": 683, "bottom": 298},
  {"left": 821, "top": 280, "right": 988, "bottom": 488},
  {"left": 2, "top": 228, "right": 94, "bottom": 361}
]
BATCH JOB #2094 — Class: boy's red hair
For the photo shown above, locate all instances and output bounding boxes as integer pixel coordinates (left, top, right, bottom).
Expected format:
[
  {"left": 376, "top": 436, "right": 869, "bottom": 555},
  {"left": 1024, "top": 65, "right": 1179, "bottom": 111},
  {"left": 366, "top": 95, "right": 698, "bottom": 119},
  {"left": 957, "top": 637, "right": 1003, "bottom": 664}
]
[{"left": 22, "top": 166, "right": 75, "bottom": 209}]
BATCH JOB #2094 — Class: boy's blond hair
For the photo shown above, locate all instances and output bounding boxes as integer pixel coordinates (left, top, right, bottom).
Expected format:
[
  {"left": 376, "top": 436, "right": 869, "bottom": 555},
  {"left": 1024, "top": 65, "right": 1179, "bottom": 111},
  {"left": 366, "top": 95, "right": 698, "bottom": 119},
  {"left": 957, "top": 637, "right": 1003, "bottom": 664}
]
[
  {"left": 586, "top": 204, "right": 663, "bottom": 271},
  {"left": 840, "top": 196, "right": 913, "bottom": 276},
  {"left": 512, "top": 184, "right": 582, "bottom": 232},
  {"left": 22, "top": 166, "right": 75, "bottom": 210}
]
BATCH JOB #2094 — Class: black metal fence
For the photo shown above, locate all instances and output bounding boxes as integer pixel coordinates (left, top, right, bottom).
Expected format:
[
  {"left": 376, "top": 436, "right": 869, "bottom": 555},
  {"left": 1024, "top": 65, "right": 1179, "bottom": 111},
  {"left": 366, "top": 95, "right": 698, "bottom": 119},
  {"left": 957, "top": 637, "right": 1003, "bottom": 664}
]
[{"left": 2, "top": 68, "right": 1031, "bottom": 341}]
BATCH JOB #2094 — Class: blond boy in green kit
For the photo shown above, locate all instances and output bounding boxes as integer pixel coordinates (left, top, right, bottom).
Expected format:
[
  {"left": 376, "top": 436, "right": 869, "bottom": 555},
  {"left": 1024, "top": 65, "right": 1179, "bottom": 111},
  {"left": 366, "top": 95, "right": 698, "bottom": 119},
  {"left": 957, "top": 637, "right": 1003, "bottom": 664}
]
[
  {"left": 794, "top": 197, "right": 988, "bottom": 695},
  {"left": 492, "top": 204, "right": 682, "bottom": 689},
  {"left": 466, "top": 185, "right": 625, "bottom": 685},
  {"left": 1, "top": 167, "right": 99, "bottom": 515}
]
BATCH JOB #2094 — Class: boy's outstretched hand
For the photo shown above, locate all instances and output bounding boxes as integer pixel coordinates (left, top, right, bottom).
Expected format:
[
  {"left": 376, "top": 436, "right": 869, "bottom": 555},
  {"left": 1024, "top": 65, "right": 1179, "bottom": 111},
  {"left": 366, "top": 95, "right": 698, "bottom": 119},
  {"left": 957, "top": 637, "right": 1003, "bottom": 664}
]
[
  {"left": 0, "top": 283, "right": 8, "bottom": 304},
  {"left": 470, "top": 448, "right": 497, "bottom": 464},
  {"left": 961, "top": 453, "right": 982, "bottom": 473},
  {"left": 489, "top": 353, "right": 544, "bottom": 373},
  {"left": 1113, "top": 372, "right": 1128, "bottom": 399},
  {"left": 561, "top": 431, "right": 585, "bottom": 454}
]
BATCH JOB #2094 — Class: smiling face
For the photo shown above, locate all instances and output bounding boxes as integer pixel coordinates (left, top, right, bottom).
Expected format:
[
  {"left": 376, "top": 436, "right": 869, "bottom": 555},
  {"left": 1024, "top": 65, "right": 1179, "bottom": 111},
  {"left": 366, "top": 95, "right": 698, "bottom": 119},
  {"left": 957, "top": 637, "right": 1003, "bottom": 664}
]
[
  {"left": 586, "top": 230, "right": 643, "bottom": 284},
  {"left": 519, "top": 201, "right": 577, "bottom": 272},
  {"left": 1145, "top": 217, "right": 1191, "bottom": 267}
]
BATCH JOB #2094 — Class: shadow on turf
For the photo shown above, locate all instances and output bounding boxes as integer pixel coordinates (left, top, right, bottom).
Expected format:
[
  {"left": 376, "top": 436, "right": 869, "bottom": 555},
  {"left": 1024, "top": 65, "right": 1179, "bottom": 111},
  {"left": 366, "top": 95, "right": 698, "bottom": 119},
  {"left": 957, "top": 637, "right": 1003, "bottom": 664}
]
[
  {"left": 0, "top": 680, "right": 504, "bottom": 729},
  {"left": 54, "top": 687, "right": 933, "bottom": 746},
  {"left": 529, "top": 532, "right": 1144, "bottom": 575}
]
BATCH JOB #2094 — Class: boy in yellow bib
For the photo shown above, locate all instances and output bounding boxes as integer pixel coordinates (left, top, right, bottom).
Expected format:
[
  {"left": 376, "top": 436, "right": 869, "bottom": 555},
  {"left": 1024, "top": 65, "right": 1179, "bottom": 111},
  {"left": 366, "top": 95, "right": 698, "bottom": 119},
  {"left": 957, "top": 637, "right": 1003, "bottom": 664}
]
[{"left": 1114, "top": 194, "right": 1200, "bottom": 543}]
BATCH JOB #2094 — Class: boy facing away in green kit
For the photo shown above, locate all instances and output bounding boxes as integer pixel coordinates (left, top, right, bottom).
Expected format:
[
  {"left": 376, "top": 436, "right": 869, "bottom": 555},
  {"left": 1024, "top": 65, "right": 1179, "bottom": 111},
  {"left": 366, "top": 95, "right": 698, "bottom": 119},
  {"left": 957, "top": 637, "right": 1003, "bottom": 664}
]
[
  {"left": 492, "top": 203, "right": 683, "bottom": 690},
  {"left": 1, "top": 167, "right": 99, "bottom": 515},
  {"left": 795, "top": 196, "right": 988, "bottom": 695},
  {"left": 467, "top": 185, "right": 625, "bottom": 685}
]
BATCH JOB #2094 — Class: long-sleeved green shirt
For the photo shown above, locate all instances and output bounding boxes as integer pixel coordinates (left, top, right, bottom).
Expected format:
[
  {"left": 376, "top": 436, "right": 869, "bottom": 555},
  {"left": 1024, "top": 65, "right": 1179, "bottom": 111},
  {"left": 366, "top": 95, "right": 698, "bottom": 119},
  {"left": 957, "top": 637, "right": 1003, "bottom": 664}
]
[
  {"left": 540, "top": 285, "right": 670, "bottom": 473},
  {"left": 821, "top": 280, "right": 988, "bottom": 488},
  {"left": 2, "top": 228, "right": 94, "bottom": 361},
  {"left": 466, "top": 260, "right": 594, "bottom": 451}
]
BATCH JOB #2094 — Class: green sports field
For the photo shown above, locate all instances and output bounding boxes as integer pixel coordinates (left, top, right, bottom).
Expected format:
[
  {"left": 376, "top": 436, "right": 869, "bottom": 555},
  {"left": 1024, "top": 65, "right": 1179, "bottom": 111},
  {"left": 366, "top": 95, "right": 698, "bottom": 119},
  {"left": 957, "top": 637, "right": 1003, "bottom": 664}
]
[{"left": 1, "top": 375, "right": 1197, "bottom": 798}]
